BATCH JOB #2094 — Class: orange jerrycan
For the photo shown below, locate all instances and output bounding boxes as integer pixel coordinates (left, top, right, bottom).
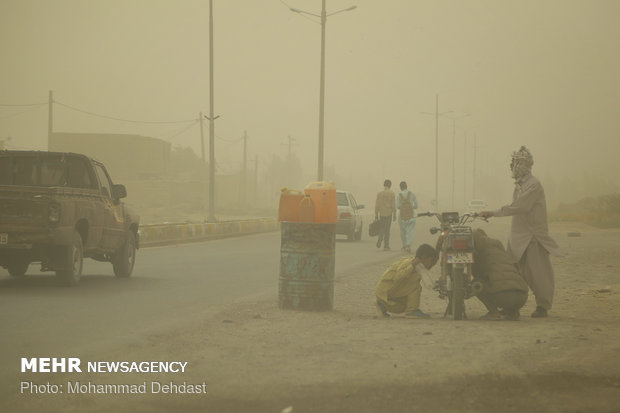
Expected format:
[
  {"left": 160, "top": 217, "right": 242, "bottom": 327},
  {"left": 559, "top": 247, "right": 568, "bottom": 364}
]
[
  {"left": 278, "top": 188, "right": 304, "bottom": 222},
  {"left": 304, "top": 181, "right": 337, "bottom": 223},
  {"left": 299, "top": 194, "right": 316, "bottom": 222}
]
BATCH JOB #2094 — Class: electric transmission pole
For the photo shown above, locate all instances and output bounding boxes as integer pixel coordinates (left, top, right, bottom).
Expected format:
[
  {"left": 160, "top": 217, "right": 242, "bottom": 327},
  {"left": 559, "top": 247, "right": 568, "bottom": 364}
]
[
  {"left": 241, "top": 131, "right": 248, "bottom": 205},
  {"left": 47, "top": 90, "right": 53, "bottom": 150}
]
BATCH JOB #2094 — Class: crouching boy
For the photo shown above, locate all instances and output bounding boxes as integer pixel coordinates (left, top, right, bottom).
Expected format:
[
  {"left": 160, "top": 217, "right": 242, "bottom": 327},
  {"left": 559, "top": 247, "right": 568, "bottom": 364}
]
[
  {"left": 375, "top": 244, "right": 438, "bottom": 318},
  {"left": 472, "top": 228, "right": 529, "bottom": 320}
]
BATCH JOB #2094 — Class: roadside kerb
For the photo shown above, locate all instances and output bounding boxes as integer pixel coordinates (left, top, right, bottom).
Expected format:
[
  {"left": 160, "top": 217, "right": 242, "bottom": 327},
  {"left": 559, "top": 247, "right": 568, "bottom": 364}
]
[{"left": 139, "top": 218, "right": 279, "bottom": 247}]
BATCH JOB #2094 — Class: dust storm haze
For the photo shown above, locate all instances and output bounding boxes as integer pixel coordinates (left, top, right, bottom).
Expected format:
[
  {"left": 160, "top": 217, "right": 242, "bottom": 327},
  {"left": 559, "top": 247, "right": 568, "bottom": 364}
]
[
  {"left": 3, "top": 2, "right": 620, "bottom": 412},
  {"left": 1, "top": 0, "right": 619, "bottom": 214}
]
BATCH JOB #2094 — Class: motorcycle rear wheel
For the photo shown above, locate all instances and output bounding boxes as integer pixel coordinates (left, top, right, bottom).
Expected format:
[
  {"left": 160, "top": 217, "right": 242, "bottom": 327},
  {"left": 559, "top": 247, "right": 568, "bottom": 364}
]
[{"left": 451, "top": 266, "right": 466, "bottom": 320}]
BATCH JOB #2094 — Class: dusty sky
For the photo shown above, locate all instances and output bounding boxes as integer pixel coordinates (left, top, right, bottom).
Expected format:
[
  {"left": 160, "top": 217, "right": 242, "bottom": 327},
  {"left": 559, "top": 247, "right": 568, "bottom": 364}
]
[{"left": 1, "top": 0, "right": 619, "bottom": 208}]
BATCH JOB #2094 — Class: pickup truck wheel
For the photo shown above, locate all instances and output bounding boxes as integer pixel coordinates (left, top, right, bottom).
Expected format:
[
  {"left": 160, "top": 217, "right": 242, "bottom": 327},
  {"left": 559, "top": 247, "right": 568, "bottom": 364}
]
[
  {"left": 7, "top": 257, "right": 29, "bottom": 277},
  {"left": 56, "top": 230, "right": 83, "bottom": 286},
  {"left": 113, "top": 231, "right": 136, "bottom": 278}
]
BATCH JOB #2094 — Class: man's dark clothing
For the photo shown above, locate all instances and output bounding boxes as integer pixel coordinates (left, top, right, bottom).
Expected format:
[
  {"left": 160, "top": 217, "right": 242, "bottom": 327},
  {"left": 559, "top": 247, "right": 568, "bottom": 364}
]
[
  {"left": 477, "top": 289, "right": 528, "bottom": 316},
  {"left": 375, "top": 187, "right": 396, "bottom": 249},
  {"left": 472, "top": 229, "right": 529, "bottom": 316},
  {"left": 376, "top": 216, "right": 392, "bottom": 249}
]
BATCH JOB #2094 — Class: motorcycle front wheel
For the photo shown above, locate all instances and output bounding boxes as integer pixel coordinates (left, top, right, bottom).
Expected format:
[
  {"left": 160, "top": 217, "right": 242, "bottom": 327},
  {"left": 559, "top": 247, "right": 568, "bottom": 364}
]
[{"left": 451, "top": 266, "right": 466, "bottom": 320}]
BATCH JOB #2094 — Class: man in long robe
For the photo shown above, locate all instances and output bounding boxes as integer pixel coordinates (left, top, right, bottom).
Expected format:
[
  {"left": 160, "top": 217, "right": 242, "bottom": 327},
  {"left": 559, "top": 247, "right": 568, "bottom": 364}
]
[{"left": 480, "top": 146, "right": 561, "bottom": 318}]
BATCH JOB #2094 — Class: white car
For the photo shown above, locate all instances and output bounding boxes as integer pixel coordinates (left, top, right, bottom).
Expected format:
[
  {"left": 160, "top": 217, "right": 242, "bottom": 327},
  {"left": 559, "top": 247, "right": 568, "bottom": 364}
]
[
  {"left": 336, "top": 190, "right": 364, "bottom": 241},
  {"left": 467, "top": 199, "right": 488, "bottom": 211}
]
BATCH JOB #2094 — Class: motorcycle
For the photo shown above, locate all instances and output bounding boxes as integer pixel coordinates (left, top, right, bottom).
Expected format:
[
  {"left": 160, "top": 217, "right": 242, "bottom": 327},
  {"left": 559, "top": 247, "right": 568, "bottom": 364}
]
[{"left": 417, "top": 211, "right": 486, "bottom": 320}]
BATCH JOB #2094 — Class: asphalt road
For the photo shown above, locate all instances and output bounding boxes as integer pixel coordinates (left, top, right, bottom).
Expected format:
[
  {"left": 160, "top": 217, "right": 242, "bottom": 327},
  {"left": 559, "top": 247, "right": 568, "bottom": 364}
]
[{"left": 0, "top": 216, "right": 446, "bottom": 398}]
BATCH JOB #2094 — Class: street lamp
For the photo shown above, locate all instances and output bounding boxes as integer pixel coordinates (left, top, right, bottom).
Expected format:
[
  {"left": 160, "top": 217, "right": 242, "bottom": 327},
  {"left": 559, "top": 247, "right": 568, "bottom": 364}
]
[
  {"left": 290, "top": 1, "right": 357, "bottom": 181},
  {"left": 420, "top": 94, "right": 452, "bottom": 211},
  {"left": 206, "top": 0, "right": 220, "bottom": 222},
  {"left": 444, "top": 113, "right": 470, "bottom": 209}
]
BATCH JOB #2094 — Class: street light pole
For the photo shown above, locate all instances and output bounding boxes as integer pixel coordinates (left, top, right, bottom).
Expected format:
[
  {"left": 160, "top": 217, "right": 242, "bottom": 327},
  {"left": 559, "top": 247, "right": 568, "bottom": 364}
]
[
  {"left": 452, "top": 118, "right": 455, "bottom": 209},
  {"left": 435, "top": 94, "right": 439, "bottom": 210},
  {"left": 463, "top": 131, "right": 467, "bottom": 207},
  {"left": 318, "top": 0, "right": 326, "bottom": 181},
  {"left": 473, "top": 133, "right": 478, "bottom": 199},
  {"left": 290, "top": 2, "right": 356, "bottom": 181},
  {"left": 443, "top": 112, "right": 470, "bottom": 210},
  {"left": 48, "top": 90, "right": 53, "bottom": 150},
  {"left": 207, "top": 0, "right": 219, "bottom": 222},
  {"left": 420, "top": 94, "right": 451, "bottom": 211},
  {"left": 242, "top": 130, "right": 247, "bottom": 206}
]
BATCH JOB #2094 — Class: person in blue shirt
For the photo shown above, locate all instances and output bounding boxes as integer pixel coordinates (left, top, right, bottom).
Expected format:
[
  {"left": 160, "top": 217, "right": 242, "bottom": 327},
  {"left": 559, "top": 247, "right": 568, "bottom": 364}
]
[{"left": 396, "top": 181, "right": 418, "bottom": 253}]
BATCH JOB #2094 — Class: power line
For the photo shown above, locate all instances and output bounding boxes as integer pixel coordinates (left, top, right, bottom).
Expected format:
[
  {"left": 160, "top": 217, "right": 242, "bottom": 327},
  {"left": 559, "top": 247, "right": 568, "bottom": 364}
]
[
  {"left": 0, "top": 102, "right": 47, "bottom": 107},
  {"left": 54, "top": 100, "right": 198, "bottom": 125},
  {"left": 0, "top": 106, "right": 46, "bottom": 120},
  {"left": 216, "top": 133, "right": 243, "bottom": 144},
  {"left": 160, "top": 120, "right": 200, "bottom": 142}
]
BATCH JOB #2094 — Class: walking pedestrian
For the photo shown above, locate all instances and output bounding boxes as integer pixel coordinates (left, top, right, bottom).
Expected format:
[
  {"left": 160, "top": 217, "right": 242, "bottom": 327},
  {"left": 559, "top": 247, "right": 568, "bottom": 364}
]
[
  {"left": 374, "top": 179, "right": 396, "bottom": 251},
  {"left": 396, "top": 181, "right": 418, "bottom": 253}
]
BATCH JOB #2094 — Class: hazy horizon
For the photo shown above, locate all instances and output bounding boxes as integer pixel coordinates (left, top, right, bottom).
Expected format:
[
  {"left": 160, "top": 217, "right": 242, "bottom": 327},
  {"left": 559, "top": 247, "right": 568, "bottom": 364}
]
[{"left": 1, "top": 0, "right": 619, "bottom": 211}]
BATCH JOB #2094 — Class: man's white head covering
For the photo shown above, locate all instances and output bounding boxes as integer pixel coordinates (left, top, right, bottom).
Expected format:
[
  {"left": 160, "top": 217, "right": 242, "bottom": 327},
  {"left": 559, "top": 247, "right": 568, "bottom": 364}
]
[{"left": 510, "top": 146, "right": 533, "bottom": 180}]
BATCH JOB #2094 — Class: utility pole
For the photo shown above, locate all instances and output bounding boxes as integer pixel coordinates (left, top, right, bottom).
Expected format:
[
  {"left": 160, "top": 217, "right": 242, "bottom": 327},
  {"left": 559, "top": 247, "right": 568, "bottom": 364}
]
[
  {"left": 289, "top": 1, "right": 356, "bottom": 181},
  {"left": 463, "top": 131, "right": 467, "bottom": 207},
  {"left": 473, "top": 133, "right": 477, "bottom": 199},
  {"left": 420, "top": 94, "right": 451, "bottom": 211},
  {"left": 317, "top": 0, "right": 326, "bottom": 181},
  {"left": 444, "top": 113, "right": 470, "bottom": 210},
  {"left": 199, "top": 112, "right": 205, "bottom": 163},
  {"left": 451, "top": 118, "right": 456, "bottom": 209},
  {"left": 281, "top": 136, "right": 299, "bottom": 181},
  {"left": 241, "top": 130, "right": 248, "bottom": 205},
  {"left": 199, "top": 112, "right": 207, "bottom": 221},
  {"left": 287, "top": 135, "right": 293, "bottom": 161},
  {"left": 435, "top": 94, "right": 439, "bottom": 210},
  {"left": 206, "top": 0, "right": 218, "bottom": 222},
  {"left": 282, "top": 135, "right": 298, "bottom": 162},
  {"left": 254, "top": 155, "right": 259, "bottom": 204},
  {"left": 47, "top": 90, "right": 53, "bottom": 150}
]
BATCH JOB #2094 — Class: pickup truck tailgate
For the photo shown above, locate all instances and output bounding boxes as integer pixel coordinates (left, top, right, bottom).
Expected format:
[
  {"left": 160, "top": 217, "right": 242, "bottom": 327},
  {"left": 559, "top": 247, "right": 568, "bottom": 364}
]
[{"left": 0, "top": 187, "right": 51, "bottom": 226}]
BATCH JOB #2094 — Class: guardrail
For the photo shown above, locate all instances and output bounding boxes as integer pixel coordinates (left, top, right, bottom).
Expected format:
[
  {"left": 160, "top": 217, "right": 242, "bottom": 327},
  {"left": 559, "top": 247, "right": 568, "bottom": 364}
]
[{"left": 139, "top": 218, "right": 279, "bottom": 247}]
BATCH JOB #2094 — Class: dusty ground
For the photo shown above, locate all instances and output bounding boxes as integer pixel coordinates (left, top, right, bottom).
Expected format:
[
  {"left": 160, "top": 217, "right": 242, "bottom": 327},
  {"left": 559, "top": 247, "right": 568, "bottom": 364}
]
[{"left": 12, "top": 221, "right": 620, "bottom": 412}]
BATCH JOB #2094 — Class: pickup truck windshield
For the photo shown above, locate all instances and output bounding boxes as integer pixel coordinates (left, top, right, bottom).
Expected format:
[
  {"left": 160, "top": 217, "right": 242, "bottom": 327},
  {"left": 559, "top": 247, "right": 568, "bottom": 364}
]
[{"left": 0, "top": 155, "right": 96, "bottom": 188}]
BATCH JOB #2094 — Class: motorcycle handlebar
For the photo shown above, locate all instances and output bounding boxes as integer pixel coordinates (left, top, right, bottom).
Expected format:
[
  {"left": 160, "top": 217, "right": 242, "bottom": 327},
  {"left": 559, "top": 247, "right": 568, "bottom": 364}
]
[{"left": 417, "top": 211, "right": 489, "bottom": 223}]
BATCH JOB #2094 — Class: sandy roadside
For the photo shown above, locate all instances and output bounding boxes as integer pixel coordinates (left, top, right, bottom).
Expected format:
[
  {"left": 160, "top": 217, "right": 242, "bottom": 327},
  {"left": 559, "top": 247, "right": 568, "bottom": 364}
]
[{"left": 9, "top": 222, "right": 620, "bottom": 413}]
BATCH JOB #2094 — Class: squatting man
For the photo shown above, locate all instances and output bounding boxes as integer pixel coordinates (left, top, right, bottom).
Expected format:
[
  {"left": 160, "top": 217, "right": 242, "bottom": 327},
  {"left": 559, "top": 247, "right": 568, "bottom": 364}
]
[{"left": 374, "top": 244, "right": 438, "bottom": 318}]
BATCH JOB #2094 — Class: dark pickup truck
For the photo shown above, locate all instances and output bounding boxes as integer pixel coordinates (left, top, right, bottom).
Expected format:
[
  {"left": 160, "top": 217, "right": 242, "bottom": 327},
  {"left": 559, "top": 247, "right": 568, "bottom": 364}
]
[{"left": 0, "top": 150, "right": 140, "bottom": 285}]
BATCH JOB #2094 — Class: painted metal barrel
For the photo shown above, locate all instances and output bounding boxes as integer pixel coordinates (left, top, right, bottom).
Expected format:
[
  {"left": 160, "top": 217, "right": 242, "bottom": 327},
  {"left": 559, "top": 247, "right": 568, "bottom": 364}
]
[{"left": 279, "top": 222, "right": 336, "bottom": 311}]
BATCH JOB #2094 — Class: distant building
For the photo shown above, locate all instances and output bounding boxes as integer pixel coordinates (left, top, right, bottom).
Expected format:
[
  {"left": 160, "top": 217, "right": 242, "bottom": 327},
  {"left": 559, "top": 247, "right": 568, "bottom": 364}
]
[{"left": 49, "top": 132, "right": 170, "bottom": 181}]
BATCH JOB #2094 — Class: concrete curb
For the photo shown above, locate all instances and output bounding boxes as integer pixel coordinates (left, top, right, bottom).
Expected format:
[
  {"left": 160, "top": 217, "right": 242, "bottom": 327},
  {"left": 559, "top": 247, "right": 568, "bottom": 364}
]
[{"left": 139, "top": 218, "right": 279, "bottom": 247}]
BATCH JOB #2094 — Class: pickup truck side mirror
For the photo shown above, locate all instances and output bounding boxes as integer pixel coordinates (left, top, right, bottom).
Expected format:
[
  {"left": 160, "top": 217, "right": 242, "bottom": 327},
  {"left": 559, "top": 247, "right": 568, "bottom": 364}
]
[{"left": 111, "top": 184, "right": 127, "bottom": 199}]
